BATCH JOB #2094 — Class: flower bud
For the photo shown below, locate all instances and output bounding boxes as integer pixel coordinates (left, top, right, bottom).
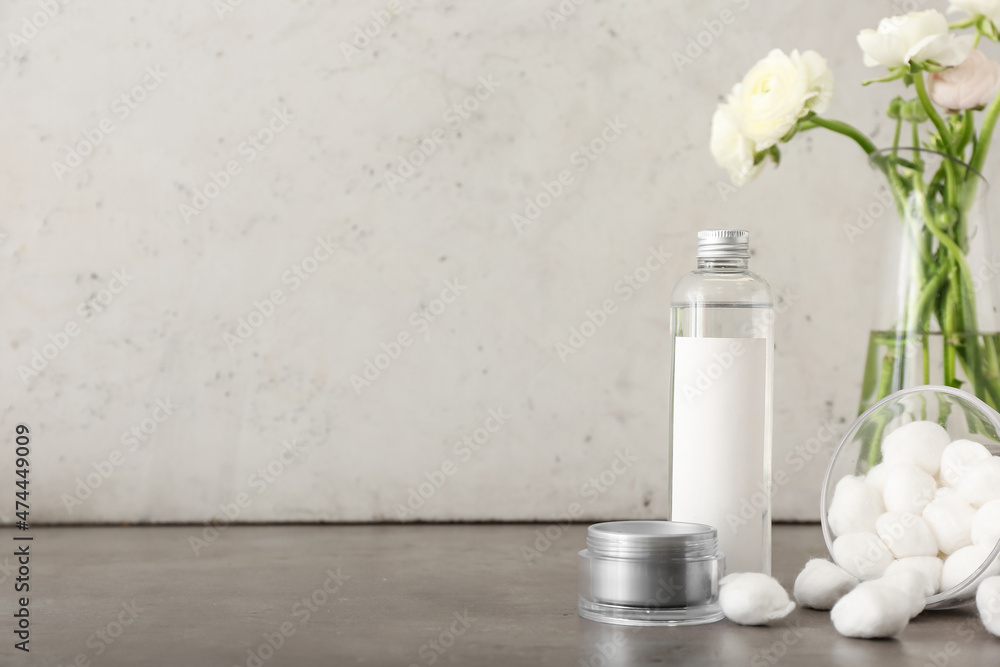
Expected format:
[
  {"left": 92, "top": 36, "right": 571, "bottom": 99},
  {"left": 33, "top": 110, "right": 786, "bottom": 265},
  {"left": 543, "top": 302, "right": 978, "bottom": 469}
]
[
  {"left": 927, "top": 50, "right": 1000, "bottom": 112},
  {"left": 887, "top": 96, "right": 904, "bottom": 119},
  {"left": 901, "top": 99, "right": 928, "bottom": 123}
]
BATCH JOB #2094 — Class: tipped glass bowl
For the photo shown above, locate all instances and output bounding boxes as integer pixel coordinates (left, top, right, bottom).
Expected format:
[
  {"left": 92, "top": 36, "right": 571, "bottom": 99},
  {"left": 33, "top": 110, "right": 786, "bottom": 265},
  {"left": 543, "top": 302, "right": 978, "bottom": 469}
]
[{"left": 821, "top": 385, "right": 1000, "bottom": 609}]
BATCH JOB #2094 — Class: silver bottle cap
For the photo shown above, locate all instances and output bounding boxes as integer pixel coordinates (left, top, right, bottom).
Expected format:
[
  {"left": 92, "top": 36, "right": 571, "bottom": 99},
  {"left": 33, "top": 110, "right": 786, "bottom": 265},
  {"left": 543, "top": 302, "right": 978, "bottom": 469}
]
[{"left": 697, "top": 229, "right": 750, "bottom": 259}]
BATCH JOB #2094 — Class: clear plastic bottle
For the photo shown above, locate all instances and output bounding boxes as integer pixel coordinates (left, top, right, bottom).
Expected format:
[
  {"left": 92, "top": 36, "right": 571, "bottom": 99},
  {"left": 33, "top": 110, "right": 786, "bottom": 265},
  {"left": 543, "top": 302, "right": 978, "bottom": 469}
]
[{"left": 668, "top": 230, "right": 774, "bottom": 575}]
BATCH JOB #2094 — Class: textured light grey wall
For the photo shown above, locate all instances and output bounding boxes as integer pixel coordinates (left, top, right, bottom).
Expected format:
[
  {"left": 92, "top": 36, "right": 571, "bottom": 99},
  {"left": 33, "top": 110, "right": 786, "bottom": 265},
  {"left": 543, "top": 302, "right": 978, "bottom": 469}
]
[{"left": 1, "top": 0, "right": 984, "bottom": 524}]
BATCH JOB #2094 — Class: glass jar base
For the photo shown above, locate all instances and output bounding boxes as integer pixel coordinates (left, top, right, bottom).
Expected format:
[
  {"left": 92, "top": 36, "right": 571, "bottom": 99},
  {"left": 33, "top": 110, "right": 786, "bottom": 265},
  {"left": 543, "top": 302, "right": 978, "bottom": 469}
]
[{"left": 578, "top": 597, "right": 725, "bottom": 626}]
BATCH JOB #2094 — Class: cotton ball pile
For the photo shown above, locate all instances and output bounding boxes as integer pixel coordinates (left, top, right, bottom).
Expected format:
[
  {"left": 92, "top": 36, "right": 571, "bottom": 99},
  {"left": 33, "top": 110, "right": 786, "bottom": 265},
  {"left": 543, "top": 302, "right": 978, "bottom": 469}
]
[
  {"left": 977, "top": 576, "right": 1000, "bottom": 637},
  {"left": 793, "top": 558, "right": 858, "bottom": 610},
  {"left": 718, "top": 572, "right": 795, "bottom": 625},
  {"left": 820, "top": 421, "right": 1000, "bottom": 638},
  {"left": 827, "top": 422, "right": 1000, "bottom": 590}
]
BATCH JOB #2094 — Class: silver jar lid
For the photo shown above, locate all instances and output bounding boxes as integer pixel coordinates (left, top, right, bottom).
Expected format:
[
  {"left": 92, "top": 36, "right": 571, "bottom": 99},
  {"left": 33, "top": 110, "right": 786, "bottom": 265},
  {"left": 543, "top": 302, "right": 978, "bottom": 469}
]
[
  {"left": 697, "top": 229, "right": 750, "bottom": 259},
  {"left": 587, "top": 520, "right": 719, "bottom": 559}
]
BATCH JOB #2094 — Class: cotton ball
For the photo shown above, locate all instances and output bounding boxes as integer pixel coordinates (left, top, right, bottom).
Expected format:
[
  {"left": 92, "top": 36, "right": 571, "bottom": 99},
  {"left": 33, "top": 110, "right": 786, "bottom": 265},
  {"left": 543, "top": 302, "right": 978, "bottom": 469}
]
[
  {"left": 793, "top": 558, "right": 858, "bottom": 610},
  {"left": 884, "top": 557, "right": 943, "bottom": 596},
  {"left": 875, "top": 512, "right": 939, "bottom": 558},
  {"left": 883, "top": 464, "right": 937, "bottom": 515},
  {"left": 719, "top": 572, "right": 795, "bottom": 626},
  {"left": 864, "top": 463, "right": 890, "bottom": 496},
  {"left": 935, "top": 485, "right": 957, "bottom": 500},
  {"left": 828, "top": 475, "right": 884, "bottom": 537},
  {"left": 923, "top": 493, "right": 976, "bottom": 555},
  {"left": 972, "top": 499, "right": 1000, "bottom": 548},
  {"left": 977, "top": 576, "right": 1000, "bottom": 637},
  {"left": 832, "top": 533, "right": 895, "bottom": 580},
  {"left": 831, "top": 580, "right": 912, "bottom": 638},
  {"left": 875, "top": 570, "right": 927, "bottom": 618},
  {"left": 882, "top": 420, "right": 950, "bottom": 475},
  {"left": 939, "top": 439, "right": 993, "bottom": 488},
  {"left": 940, "top": 545, "right": 1000, "bottom": 592},
  {"left": 956, "top": 457, "right": 1000, "bottom": 508}
]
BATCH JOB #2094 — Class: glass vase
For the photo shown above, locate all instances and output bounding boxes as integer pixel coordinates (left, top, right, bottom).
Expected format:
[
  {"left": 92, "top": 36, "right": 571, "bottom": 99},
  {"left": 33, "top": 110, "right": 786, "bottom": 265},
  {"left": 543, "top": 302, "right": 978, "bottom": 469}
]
[{"left": 858, "top": 148, "right": 1000, "bottom": 436}]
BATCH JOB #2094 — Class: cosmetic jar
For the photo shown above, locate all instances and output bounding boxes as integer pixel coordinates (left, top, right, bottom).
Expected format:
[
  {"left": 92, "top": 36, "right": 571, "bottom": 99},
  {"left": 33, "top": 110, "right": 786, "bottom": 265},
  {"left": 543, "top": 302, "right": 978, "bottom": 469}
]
[{"left": 578, "top": 520, "right": 725, "bottom": 626}]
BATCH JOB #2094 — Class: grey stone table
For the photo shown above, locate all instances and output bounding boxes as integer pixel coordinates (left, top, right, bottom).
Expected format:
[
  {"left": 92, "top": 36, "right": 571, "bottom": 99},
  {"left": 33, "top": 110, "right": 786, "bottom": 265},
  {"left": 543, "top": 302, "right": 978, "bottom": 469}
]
[{"left": 2, "top": 524, "right": 999, "bottom": 666}]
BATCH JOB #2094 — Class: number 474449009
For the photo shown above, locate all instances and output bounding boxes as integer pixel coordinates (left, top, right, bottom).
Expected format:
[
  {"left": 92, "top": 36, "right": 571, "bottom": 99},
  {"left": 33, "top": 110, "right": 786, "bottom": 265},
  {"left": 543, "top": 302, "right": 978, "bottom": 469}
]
[{"left": 15, "top": 423, "right": 29, "bottom": 528}]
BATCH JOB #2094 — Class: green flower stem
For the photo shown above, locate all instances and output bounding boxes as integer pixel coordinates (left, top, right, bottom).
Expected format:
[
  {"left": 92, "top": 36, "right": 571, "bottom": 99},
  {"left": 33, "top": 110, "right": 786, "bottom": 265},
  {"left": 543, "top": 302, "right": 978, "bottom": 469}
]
[
  {"left": 928, "top": 215, "right": 984, "bottom": 397},
  {"left": 913, "top": 71, "right": 961, "bottom": 212},
  {"left": 956, "top": 112, "right": 978, "bottom": 253},
  {"left": 909, "top": 175, "right": 988, "bottom": 397},
  {"left": 983, "top": 340, "right": 1000, "bottom": 404},
  {"left": 958, "top": 275, "right": 985, "bottom": 396},
  {"left": 877, "top": 151, "right": 914, "bottom": 223},
  {"left": 970, "top": 89, "right": 1000, "bottom": 176},
  {"left": 946, "top": 163, "right": 958, "bottom": 210},
  {"left": 915, "top": 260, "right": 951, "bottom": 322},
  {"left": 949, "top": 18, "right": 978, "bottom": 29},
  {"left": 875, "top": 351, "right": 897, "bottom": 409},
  {"left": 956, "top": 190, "right": 969, "bottom": 254},
  {"left": 807, "top": 116, "right": 877, "bottom": 155},
  {"left": 957, "top": 110, "right": 975, "bottom": 158},
  {"left": 919, "top": 164, "right": 976, "bottom": 314},
  {"left": 913, "top": 67, "right": 953, "bottom": 152},
  {"left": 944, "top": 274, "right": 959, "bottom": 387},
  {"left": 958, "top": 355, "right": 1000, "bottom": 408},
  {"left": 981, "top": 335, "right": 1000, "bottom": 396},
  {"left": 923, "top": 332, "right": 931, "bottom": 385},
  {"left": 917, "top": 189, "right": 977, "bottom": 311}
]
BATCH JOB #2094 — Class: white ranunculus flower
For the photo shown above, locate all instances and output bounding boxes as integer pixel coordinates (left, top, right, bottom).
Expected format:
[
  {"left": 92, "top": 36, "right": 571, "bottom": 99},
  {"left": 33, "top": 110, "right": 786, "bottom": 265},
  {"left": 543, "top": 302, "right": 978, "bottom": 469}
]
[
  {"left": 800, "top": 50, "right": 835, "bottom": 114},
  {"left": 949, "top": 0, "right": 1000, "bottom": 26},
  {"left": 710, "top": 102, "right": 762, "bottom": 185},
  {"left": 857, "top": 9, "right": 974, "bottom": 69},
  {"left": 927, "top": 50, "right": 1000, "bottom": 111},
  {"left": 732, "top": 49, "right": 834, "bottom": 149}
]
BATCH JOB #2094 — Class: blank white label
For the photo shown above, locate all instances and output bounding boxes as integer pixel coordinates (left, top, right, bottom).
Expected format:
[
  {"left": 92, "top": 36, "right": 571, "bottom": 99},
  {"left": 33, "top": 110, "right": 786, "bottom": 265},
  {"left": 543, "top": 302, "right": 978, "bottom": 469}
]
[{"left": 671, "top": 336, "right": 767, "bottom": 575}]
